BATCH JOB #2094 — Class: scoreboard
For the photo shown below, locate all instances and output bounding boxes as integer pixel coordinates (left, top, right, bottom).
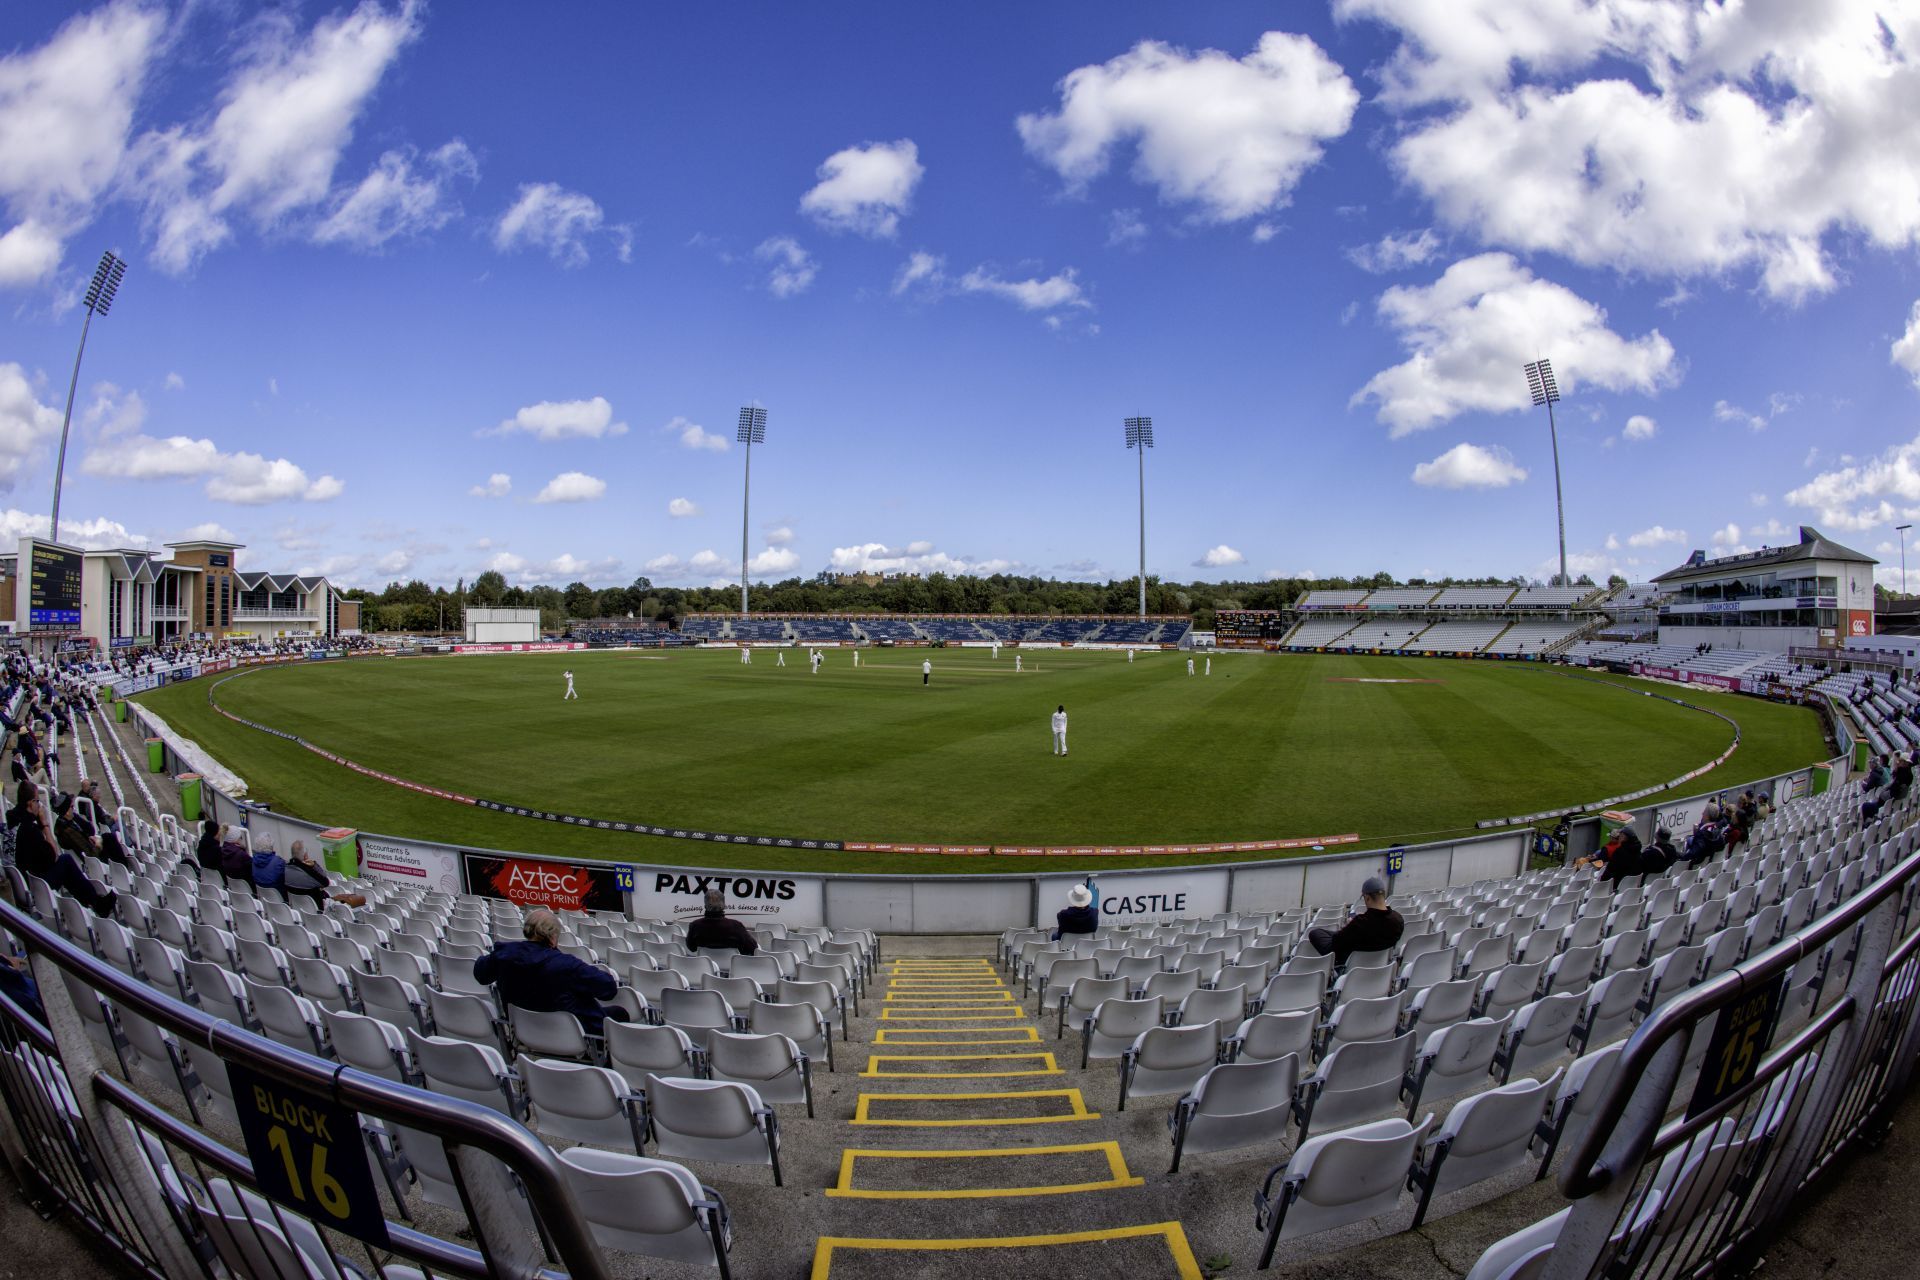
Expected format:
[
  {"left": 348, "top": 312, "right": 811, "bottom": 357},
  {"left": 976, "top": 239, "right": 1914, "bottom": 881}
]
[
  {"left": 1215, "top": 609, "right": 1287, "bottom": 647},
  {"left": 27, "top": 540, "right": 82, "bottom": 630}
]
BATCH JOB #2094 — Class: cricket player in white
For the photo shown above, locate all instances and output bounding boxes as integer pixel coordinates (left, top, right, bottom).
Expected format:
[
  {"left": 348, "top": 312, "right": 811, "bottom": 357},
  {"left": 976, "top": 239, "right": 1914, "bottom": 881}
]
[
  {"left": 853, "top": 649, "right": 860, "bottom": 668},
  {"left": 1205, "top": 656, "right": 1211, "bottom": 675},
  {"left": 740, "top": 647, "right": 751, "bottom": 665},
  {"left": 922, "top": 658, "right": 932, "bottom": 685},
  {"left": 1051, "top": 704, "right": 1068, "bottom": 755},
  {"left": 1127, "top": 648, "right": 1134, "bottom": 663},
  {"left": 811, "top": 649, "right": 822, "bottom": 674},
  {"left": 1015, "top": 653, "right": 1022, "bottom": 672},
  {"left": 1187, "top": 657, "right": 1195, "bottom": 676},
  {"left": 776, "top": 650, "right": 786, "bottom": 667},
  {"left": 563, "top": 670, "right": 577, "bottom": 700}
]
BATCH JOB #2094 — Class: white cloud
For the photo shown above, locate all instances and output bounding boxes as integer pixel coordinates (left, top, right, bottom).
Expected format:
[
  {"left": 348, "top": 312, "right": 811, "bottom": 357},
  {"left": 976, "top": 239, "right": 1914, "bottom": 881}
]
[
  {"left": 0, "top": 507, "right": 149, "bottom": 550},
  {"left": 162, "top": 371, "right": 185, "bottom": 391},
  {"left": 1347, "top": 228, "right": 1439, "bottom": 273},
  {"left": 482, "top": 548, "right": 623, "bottom": 586},
  {"left": 645, "top": 546, "right": 796, "bottom": 582},
  {"left": 177, "top": 520, "right": 235, "bottom": 542},
  {"left": 1353, "top": 253, "right": 1678, "bottom": 435},
  {"left": 1107, "top": 208, "right": 1148, "bottom": 248},
  {"left": 0, "top": 362, "right": 66, "bottom": 490},
  {"left": 958, "top": 265, "right": 1088, "bottom": 312},
  {"left": 1786, "top": 433, "right": 1920, "bottom": 532},
  {"left": 82, "top": 382, "right": 146, "bottom": 437},
  {"left": 312, "top": 139, "right": 476, "bottom": 249},
  {"left": 1193, "top": 545, "right": 1247, "bottom": 568},
  {"left": 492, "top": 181, "right": 627, "bottom": 267},
  {"left": 764, "top": 525, "right": 794, "bottom": 547},
  {"left": 1016, "top": 32, "right": 1358, "bottom": 223},
  {"left": 827, "top": 541, "right": 1023, "bottom": 577},
  {"left": 1250, "top": 222, "right": 1280, "bottom": 244},
  {"left": 1894, "top": 300, "right": 1920, "bottom": 391},
  {"left": 1342, "top": 0, "right": 1920, "bottom": 300},
  {"left": 128, "top": 0, "right": 425, "bottom": 273},
  {"left": 81, "top": 431, "right": 342, "bottom": 504},
  {"left": 799, "top": 139, "right": 922, "bottom": 238},
  {"left": 755, "top": 236, "right": 817, "bottom": 297},
  {"left": 1751, "top": 492, "right": 1769, "bottom": 507},
  {"left": 672, "top": 416, "right": 730, "bottom": 452},
  {"left": 1622, "top": 414, "right": 1658, "bottom": 441},
  {"left": 1628, "top": 525, "right": 1689, "bottom": 549},
  {"left": 667, "top": 497, "right": 699, "bottom": 518},
  {"left": 486, "top": 396, "right": 627, "bottom": 441},
  {"left": 533, "top": 471, "right": 605, "bottom": 504},
  {"left": 749, "top": 546, "right": 799, "bottom": 576},
  {"left": 468, "top": 472, "right": 510, "bottom": 498},
  {"left": 0, "top": 3, "right": 164, "bottom": 287},
  {"left": 892, "top": 250, "right": 945, "bottom": 295},
  {"left": 1410, "top": 441, "right": 1528, "bottom": 488},
  {"left": 1709, "top": 523, "right": 1745, "bottom": 548},
  {"left": 1713, "top": 400, "right": 1766, "bottom": 431}
]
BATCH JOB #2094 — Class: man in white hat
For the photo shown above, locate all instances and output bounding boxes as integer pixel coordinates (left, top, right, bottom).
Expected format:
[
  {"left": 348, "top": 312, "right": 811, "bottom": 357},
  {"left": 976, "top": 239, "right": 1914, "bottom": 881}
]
[
  {"left": 1053, "top": 879, "right": 1098, "bottom": 940},
  {"left": 1050, "top": 704, "right": 1068, "bottom": 756}
]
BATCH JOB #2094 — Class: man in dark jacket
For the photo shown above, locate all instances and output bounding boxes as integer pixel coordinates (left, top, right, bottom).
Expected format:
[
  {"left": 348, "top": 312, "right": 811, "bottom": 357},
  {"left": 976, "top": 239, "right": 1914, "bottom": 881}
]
[
  {"left": 473, "top": 907, "right": 627, "bottom": 1035},
  {"left": 686, "top": 890, "right": 759, "bottom": 954},
  {"left": 1308, "top": 876, "right": 1404, "bottom": 966},
  {"left": 1598, "top": 827, "right": 1647, "bottom": 883},
  {"left": 1052, "top": 881, "right": 1098, "bottom": 940}
]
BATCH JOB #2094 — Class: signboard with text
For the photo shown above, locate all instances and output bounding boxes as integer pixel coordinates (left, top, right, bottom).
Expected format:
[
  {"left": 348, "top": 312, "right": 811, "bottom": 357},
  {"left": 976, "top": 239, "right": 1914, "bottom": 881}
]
[
  {"left": 227, "top": 1060, "right": 390, "bottom": 1247},
  {"left": 629, "top": 870, "right": 826, "bottom": 926},
  {"left": 24, "top": 539, "right": 82, "bottom": 629},
  {"left": 462, "top": 852, "right": 628, "bottom": 912}
]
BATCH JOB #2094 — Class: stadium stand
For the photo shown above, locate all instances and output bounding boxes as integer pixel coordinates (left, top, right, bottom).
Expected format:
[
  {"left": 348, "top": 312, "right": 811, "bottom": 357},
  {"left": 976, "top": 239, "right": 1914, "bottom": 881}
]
[
  {"left": 787, "top": 618, "right": 859, "bottom": 643},
  {"left": 1431, "top": 587, "right": 1518, "bottom": 608},
  {"left": 1284, "top": 618, "right": 1362, "bottom": 648},
  {"left": 1335, "top": 620, "right": 1430, "bottom": 650},
  {"left": 1297, "top": 590, "right": 1368, "bottom": 608},
  {"left": 1510, "top": 586, "right": 1593, "bottom": 608},
  {"left": 1407, "top": 621, "right": 1508, "bottom": 652},
  {"left": 853, "top": 617, "right": 921, "bottom": 643},
  {"left": 1361, "top": 588, "right": 1443, "bottom": 609},
  {"left": 1097, "top": 621, "right": 1163, "bottom": 645},
  {"left": 1482, "top": 620, "right": 1588, "bottom": 655},
  {"left": 729, "top": 619, "right": 790, "bottom": 643},
  {"left": 679, "top": 616, "right": 730, "bottom": 640},
  {"left": 916, "top": 618, "right": 987, "bottom": 643}
]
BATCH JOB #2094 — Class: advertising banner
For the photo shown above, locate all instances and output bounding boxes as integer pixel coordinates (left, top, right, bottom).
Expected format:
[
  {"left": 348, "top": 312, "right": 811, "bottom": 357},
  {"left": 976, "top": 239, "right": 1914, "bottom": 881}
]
[
  {"left": 462, "top": 853, "right": 630, "bottom": 912},
  {"left": 451, "top": 641, "right": 587, "bottom": 654},
  {"left": 359, "top": 836, "right": 463, "bottom": 894},
  {"left": 1037, "top": 869, "right": 1228, "bottom": 925},
  {"left": 629, "top": 870, "right": 826, "bottom": 927},
  {"left": 1689, "top": 673, "right": 1741, "bottom": 692}
]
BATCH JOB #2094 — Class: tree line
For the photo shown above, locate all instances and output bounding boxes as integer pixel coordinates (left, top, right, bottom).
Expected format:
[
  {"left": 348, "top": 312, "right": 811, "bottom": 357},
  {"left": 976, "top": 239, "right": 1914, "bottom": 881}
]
[{"left": 343, "top": 568, "right": 1615, "bottom": 635}]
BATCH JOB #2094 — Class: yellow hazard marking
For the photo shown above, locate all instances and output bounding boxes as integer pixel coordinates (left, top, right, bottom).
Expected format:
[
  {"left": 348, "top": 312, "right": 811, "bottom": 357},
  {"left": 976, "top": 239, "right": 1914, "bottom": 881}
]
[
  {"left": 886, "top": 989, "right": 1012, "bottom": 999},
  {"left": 851, "top": 1089, "right": 1098, "bottom": 1127},
  {"left": 825, "top": 1141, "right": 1142, "bottom": 1199},
  {"left": 810, "top": 1222, "right": 1202, "bottom": 1278},
  {"left": 879, "top": 1009, "right": 1028, "bottom": 1020},
  {"left": 860, "top": 1053, "right": 1060, "bottom": 1078},
  {"left": 873, "top": 1028, "right": 1041, "bottom": 1045}
]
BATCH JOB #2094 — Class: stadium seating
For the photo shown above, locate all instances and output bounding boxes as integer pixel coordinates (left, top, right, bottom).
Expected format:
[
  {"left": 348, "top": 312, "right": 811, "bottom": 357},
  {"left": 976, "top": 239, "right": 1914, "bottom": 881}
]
[
  {"left": 854, "top": 618, "right": 921, "bottom": 642},
  {"left": 1432, "top": 587, "right": 1518, "bottom": 608},
  {"left": 1284, "top": 619, "right": 1361, "bottom": 648},
  {"left": 1409, "top": 622, "right": 1508, "bottom": 652},
  {"left": 787, "top": 618, "right": 859, "bottom": 642},
  {"left": 1335, "top": 620, "right": 1429, "bottom": 650},
  {"left": 1297, "top": 590, "right": 1368, "bottom": 608},
  {"left": 1483, "top": 621, "right": 1587, "bottom": 655},
  {"left": 1510, "top": 587, "right": 1594, "bottom": 608},
  {"left": 1362, "top": 588, "right": 1444, "bottom": 609}
]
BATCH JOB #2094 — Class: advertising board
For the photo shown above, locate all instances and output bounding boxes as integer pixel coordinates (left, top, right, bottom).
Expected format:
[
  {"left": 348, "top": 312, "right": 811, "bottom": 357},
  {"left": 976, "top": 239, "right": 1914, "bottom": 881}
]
[
  {"left": 1037, "top": 869, "right": 1228, "bottom": 924},
  {"left": 629, "top": 870, "right": 826, "bottom": 926},
  {"left": 462, "top": 853, "right": 630, "bottom": 912},
  {"left": 26, "top": 540, "right": 82, "bottom": 629},
  {"left": 358, "top": 836, "right": 462, "bottom": 894}
]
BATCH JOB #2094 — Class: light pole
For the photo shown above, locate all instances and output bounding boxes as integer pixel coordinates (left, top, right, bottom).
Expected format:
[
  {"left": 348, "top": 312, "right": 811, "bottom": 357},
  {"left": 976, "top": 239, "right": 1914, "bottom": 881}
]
[
  {"left": 51, "top": 250, "right": 128, "bottom": 539},
  {"left": 1125, "top": 416, "right": 1153, "bottom": 619},
  {"left": 1522, "top": 358, "right": 1567, "bottom": 587},
  {"left": 737, "top": 405, "right": 767, "bottom": 616},
  {"left": 1899, "top": 524, "right": 1912, "bottom": 597}
]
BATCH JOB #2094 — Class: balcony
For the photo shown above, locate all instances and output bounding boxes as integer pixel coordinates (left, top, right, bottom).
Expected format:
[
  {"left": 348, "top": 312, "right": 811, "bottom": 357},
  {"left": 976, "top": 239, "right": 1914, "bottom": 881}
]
[
  {"left": 149, "top": 606, "right": 189, "bottom": 621},
  {"left": 231, "top": 607, "right": 321, "bottom": 621}
]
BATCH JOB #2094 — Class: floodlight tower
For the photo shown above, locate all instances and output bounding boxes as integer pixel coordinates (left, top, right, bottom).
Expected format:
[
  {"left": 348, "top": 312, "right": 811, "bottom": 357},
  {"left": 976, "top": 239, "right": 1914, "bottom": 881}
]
[
  {"left": 1125, "top": 416, "right": 1153, "bottom": 619},
  {"left": 51, "top": 250, "right": 128, "bottom": 539},
  {"left": 1523, "top": 359, "right": 1568, "bottom": 587},
  {"left": 737, "top": 405, "right": 767, "bottom": 616}
]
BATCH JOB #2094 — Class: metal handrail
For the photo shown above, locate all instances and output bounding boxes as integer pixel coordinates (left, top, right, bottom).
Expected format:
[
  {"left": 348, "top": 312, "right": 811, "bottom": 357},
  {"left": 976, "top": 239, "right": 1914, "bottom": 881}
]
[
  {"left": 0, "top": 897, "right": 614, "bottom": 1280},
  {"left": 1559, "top": 837, "right": 1920, "bottom": 1197}
]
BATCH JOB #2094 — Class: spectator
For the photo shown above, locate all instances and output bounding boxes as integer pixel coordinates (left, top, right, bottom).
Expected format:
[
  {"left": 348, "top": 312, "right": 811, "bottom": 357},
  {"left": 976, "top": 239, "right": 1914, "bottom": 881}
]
[
  {"left": 1053, "top": 882, "right": 1098, "bottom": 941},
  {"left": 281, "top": 841, "right": 332, "bottom": 908},
  {"left": 250, "top": 833, "right": 288, "bottom": 891},
  {"left": 1893, "top": 755, "right": 1915, "bottom": 805},
  {"left": 1643, "top": 827, "right": 1680, "bottom": 874},
  {"left": 1598, "top": 827, "right": 1646, "bottom": 883},
  {"left": 1864, "top": 756, "right": 1890, "bottom": 792},
  {"left": 217, "top": 826, "right": 254, "bottom": 886},
  {"left": 194, "top": 818, "right": 223, "bottom": 874},
  {"left": 51, "top": 794, "right": 98, "bottom": 862},
  {"left": 472, "top": 907, "right": 628, "bottom": 1035},
  {"left": 0, "top": 955, "right": 47, "bottom": 1025},
  {"left": 11, "top": 795, "right": 115, "bottom": 918},
  {"left": 686, "top": 890, "right": 759, "bottom": 954},
  {"left": 1308, "top": 876, "right": 1404, "bottom": 966}
]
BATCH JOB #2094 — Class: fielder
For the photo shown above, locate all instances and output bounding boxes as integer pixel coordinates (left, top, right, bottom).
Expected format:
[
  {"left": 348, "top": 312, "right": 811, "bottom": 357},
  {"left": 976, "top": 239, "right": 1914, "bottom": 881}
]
[
  {"left": 922, "top": 657, "right": 932, "bottom": 685},
  {"left": 853, "top": 649, "right": 860, "bottom": 668},
  {"left": 992, "top": 640, "right": 1000, "bottom": 659},
  {"left": 1015, "top": 653, "right": 1023, "bottom": 672},
  {"left": 563, "top": 669, "right": 578, "bottom": 700},
  {"left": 776, "top": 650, "right": 786, "bottom": 667},
  {"left": 1127, "top": 648, "right": 1134, "bottom": 663},
  {"left": 811, "top": 649, "right": 823, "bottom": 674},
  {"left": 1205, "top": 656, "right": 1211, "bottom": 675},
  {"left": 1187, "top": 656, "right": 1195, "bottom": 676},
  {"left": 1051, "top": 704, "right": 1068, "bottom": 756},
  {"left": 740, "top": 647, "right": 752, "bottom": 665}
]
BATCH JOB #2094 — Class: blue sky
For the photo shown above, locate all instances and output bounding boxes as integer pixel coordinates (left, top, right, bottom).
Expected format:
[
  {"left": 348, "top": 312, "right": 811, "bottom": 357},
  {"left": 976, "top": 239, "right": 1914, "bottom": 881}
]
[{"left": 3, "top": 0, "right": 1920, "bottom": 592}]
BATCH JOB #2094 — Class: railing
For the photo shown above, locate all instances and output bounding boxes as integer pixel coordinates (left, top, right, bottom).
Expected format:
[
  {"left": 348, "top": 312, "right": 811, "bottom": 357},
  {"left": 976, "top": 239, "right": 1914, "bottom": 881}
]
[
  {"left": 149, "top": 607, "right": 190, "bottom": 621},
  {"left": 1541, "top": 793, "right": 1920, "bottom": 1279},
  {"left": 0, "top": 894, "right": 613, "bottom": 1279},
  {"left": 231, "top": 607, "right": 320, "bottom": 621}
]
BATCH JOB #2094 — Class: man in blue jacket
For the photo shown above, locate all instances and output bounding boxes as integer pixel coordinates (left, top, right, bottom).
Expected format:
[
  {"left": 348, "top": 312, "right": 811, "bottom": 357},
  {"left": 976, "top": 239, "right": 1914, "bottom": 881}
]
[{"left": 473, "top": 907, "right": 628, "bottom": 1035}]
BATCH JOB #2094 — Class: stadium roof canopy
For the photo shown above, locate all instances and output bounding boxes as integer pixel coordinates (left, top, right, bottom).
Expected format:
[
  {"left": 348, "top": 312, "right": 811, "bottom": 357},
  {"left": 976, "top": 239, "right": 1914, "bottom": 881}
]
[{"left": 1652, "top": 526, "right": 1874, "bottom": 583}]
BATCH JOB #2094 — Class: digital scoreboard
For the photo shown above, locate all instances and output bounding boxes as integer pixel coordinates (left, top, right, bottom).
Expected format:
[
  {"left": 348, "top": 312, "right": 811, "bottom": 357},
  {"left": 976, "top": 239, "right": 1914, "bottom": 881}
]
[
  {"left": 25, "top": 540, "right": 82, "bottom": 631},
  {"left": 1215, "top": 609, "right": 1287, "bottom": 646}
]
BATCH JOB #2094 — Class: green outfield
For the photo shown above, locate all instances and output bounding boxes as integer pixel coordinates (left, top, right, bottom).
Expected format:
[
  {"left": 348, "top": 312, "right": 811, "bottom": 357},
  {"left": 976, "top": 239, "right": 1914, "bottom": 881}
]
[{"left": 133, "top": 648, "right": 1833, "bottom": 874}]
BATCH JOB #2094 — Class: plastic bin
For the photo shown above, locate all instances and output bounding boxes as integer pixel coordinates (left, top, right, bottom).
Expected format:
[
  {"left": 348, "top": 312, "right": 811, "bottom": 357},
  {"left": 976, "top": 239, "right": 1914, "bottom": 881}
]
[
  {"left": 319, "top": 828, "right": 360, "bottom": 877},
  {"left": 114, "top": 698, "right": 128, "bottom": 723},
  {"left": 145, "top": 737, "right": 164, "bottom": 773},
  {"left": 177, "top": 774, "right": 202, "bottom": 823}
]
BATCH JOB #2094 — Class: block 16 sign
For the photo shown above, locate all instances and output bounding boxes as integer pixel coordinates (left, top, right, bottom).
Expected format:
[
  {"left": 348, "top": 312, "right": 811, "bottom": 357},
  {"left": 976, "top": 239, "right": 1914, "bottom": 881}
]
[{"left": 228, "top": 1060, "right": 391, "bottom": 1247}]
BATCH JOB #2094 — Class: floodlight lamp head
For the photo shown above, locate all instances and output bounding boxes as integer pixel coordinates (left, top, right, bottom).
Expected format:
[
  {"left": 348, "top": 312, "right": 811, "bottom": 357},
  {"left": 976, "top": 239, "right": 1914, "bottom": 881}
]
[
  {"left": 1124, "top": 416, "right": 1154, "bottom": 449},
  {"left": 736, "top": 405, "right": 767, "bottom": 444},
  {"left": 1523, "top": 358, "right": 1560, "bottom": 407},
  {"left": 83, "top": 250, "right": 127, "bottom": 316}
]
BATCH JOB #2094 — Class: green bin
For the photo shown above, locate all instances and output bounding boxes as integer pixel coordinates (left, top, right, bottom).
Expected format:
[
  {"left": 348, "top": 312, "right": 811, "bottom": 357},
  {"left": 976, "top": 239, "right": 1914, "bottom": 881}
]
[
  {"left": 177, "top": 774, "right": 202, "bottom": 823},
  {"left": 145, "top": 737, "right": 165, "bottom": 773},
  {"left": 1811, "top": 763, "right": 1833, "bottom": 796},
  {"left": 115, "top": 698, "right": 128, "bottom": 723},
  {"left": 319, "top": 828, "right": 360, "bottom": 877},
  {"left": 1855, "top": 739, "right": 1871, "bottom": 771},
  {"left": 1598, "top": 810, "right": 1637, "bottom": 843}
]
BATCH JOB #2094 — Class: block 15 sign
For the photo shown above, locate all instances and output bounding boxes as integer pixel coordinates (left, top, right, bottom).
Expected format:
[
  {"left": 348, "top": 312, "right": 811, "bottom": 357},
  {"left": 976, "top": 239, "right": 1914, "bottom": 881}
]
[
  {"left": 228, "top": 1060, "right": 391, "bottom": 1247},
  {"left": 1686, "top": 973, "right": 1787, "bottom": 1121}
]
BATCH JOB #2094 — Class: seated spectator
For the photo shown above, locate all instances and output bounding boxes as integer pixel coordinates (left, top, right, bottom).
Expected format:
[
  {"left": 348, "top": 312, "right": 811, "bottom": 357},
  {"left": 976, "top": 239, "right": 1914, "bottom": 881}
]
[
  {"left": 1052, "top": 881, "right": 1098, "bottom": 941},
  {"left": 0, "top": 955, "right": 47, "bottom": 1025},
  {"left": 686, "top": 889, "right": 759, "bottom": 954},
  {"left": 1893, "top": 755, "right": 1915, "bottom": 804},
  {"left": 1308, "top": 876, "right": 1404, "bottom": 966},
  {"left": 250, "top": 833, "right": 288, "bottom": 891},
  {"left": 1864, "top": 757, "right": 1889, "bottom": 792},
  {"left": 12, "top": 795, "right": 115, "bottom": 918},
  {"left": 1643, "top": 827, "right": 1680, "bottom": 874},
  {"left": 281, "top": 841, "right": 333, "bottom": 908},
  {"left": 473, "top": 907, "right": 628, "bottom": 1035},
  {"left": 217, "top": 826, "right": 254, "bottom": 885},
  {"left": 1597, "top": 827, "right": 1646, "bottom": 883},
  {"left": 51, "top": 794, "right": 99, "bottom": 862},
  {"left": 194, "top": 818, "right": 223, "bottom": 875}
]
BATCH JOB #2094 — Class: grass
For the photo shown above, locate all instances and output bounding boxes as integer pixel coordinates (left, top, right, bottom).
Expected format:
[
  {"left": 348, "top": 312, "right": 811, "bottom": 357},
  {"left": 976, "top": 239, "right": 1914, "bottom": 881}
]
[{"left": 134, "top": 647, "right": 1832, "bottom": 875}]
